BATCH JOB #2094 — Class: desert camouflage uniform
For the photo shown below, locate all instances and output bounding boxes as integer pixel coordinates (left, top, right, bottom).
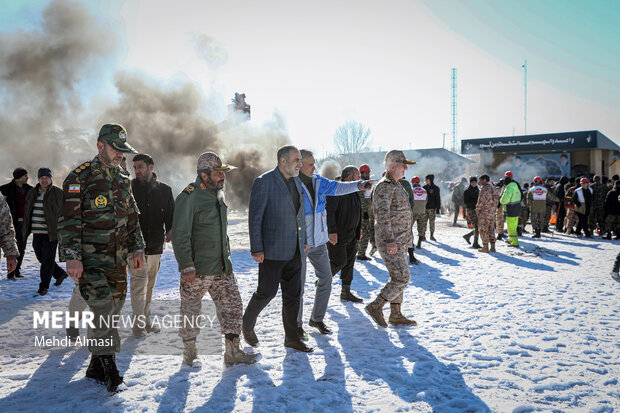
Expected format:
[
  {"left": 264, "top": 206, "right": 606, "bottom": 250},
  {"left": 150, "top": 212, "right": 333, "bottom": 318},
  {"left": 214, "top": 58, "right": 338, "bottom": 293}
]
[
  {"left": 528, "top": 186, "right": 559, "bottom": 231},
  {"left": 589, "top": 182, "right": 606, "bottom": 233},
  {"left": 58, "top": 155, "right": 145, "bottom": 355},
  {"left": 372, "top": 173, "right": 413, "bottom": 304},
  {"left": 0, "top": 195, "right": 18, "bottom": 257},
  {"left": 171, "top": 178, "right": 242, "bottom": 341},
  {"left": 476, "top": 182, "right": 498, "bottom": 244},
  {"left": 357, "top": 191, "right": 375, "bottom": 255},
  {"left": 496, "top": 186, "right": 505, "bottom": 235}
]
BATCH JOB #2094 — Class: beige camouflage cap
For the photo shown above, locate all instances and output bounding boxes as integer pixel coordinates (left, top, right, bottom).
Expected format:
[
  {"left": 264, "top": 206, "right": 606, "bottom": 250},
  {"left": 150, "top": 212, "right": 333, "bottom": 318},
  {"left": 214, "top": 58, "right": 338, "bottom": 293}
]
[
  {"left": 197, "top": 152, "right": 236, "bottom": 172},
  {"left": 384, "top": 150, "right": 416, "bottom": 165}
]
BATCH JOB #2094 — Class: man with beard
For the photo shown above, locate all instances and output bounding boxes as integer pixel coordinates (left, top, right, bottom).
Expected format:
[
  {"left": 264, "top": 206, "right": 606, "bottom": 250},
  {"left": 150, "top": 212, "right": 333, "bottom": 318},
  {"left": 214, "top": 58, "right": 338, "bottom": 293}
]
[
  {"left": 126, "top": 154, "right": 175, "bottom": 337},
  {"left": 475, "top": 174, "right": 498, "bottom": 253},
  {"left": 58, "top": 124, "right": 145, "bottom": 392},
  {"left": 243, "top": 146, "right": 312, "bottom": 352},
  {"left": 365, "top": 150, "right": 417, "bottom": 327},
  {"left": 172, "top": 152, "right": 257, "bottom": 367}
]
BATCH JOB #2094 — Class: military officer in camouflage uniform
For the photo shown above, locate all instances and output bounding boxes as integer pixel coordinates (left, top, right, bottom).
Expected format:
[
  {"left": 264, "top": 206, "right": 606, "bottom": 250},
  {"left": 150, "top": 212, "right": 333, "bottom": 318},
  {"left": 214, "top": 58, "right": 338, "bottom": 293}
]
[
  {"left": 172, "top": 152, "right": 256, "bottom": 367},
  {"left": 58, "top": 123, "right": 145, "bottom": 392},
  {"left": 357, "top": 164, "right": 376, "bottom": 260},
  {"left": 1, "top": 195, "right": 19, "bottom": 275},
  {"left": 365, "top": 150, "right": 417, "bottom": 328},
  {"left": 475, "top": 174, "right": 498, "bottom": 253}
]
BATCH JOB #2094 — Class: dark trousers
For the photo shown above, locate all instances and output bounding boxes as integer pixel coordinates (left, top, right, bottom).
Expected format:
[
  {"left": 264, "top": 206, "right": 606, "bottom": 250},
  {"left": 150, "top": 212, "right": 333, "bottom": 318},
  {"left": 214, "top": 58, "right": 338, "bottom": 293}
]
[
  {"left": 243, "top": 253, "right": 302, "bottom": 341},
  {"left": 328, "top": 238, "right": 358, "bottom": 286},
  {"left": 556, "top": 203, "right": 566, "bottom": 232},
  {"left": 453, "top": 203, "right": 466, "bottom": 223},
  {"left": 32, "top": 234, "right": 67, "bottom": 291},
  {"left": 575, "top": 212, "right": 591, "bottom": 236},
  {"left": 9, "top": 220, "right": 27, "bottom": 277}
]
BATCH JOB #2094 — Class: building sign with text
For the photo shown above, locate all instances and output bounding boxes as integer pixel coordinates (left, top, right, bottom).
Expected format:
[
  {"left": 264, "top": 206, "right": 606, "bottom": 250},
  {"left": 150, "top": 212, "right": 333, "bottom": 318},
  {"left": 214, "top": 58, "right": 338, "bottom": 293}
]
[{"left": 461, "top": 131, "right": 600, "bottom": 154}]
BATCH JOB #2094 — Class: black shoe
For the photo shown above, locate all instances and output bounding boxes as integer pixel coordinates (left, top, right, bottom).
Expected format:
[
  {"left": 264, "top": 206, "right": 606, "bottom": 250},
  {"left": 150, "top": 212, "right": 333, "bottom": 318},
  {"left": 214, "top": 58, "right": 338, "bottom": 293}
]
[
  {"left": 54, "top": 272, "right": 68, "bottom": 286},
  {"left": 356, "top": 255, "right": 370, "bottom": 261},
  {"left": 14, "top": 272, "right": 25, "bottom": 278},
  {"left": 497, "top": 233, "right": 503, "bottom": 241},
  {"left": 340, "top": 286, "right": 363, "bottom": 303},
  {"left": 34, "top": 288, "right": 48, "bottom": 297},
  {"left": 309, "top": 319, "right": 331, "bottom": 335},
  {"left": 463, "top": 233, "right": 472, "bottom": 245},
  {"left": 430, "top": 234, "right": 437, "bottom": 241},
  {"left": 7, "top": 275, "right": 16, "bottom": 281},
  {"left": 99, "top": 355, "right": 123, "bottom": 393},
  {"left": 284, "top": 339, "right": 314, "bottom": 352},
  {"left": 242, "top": 328, "right": 259, "bottom": 347},
  {"left": 297, "top": 327, "right": 308, "bottom": 341},
  {"left": 409, "top": 254, "right": 419, "bottom": 265},
  {"left": 85, "top": 355, "right": 104, "bottom": 383},
  {"left": 471, "top": 242, "right": 481, "bottom": 249}
]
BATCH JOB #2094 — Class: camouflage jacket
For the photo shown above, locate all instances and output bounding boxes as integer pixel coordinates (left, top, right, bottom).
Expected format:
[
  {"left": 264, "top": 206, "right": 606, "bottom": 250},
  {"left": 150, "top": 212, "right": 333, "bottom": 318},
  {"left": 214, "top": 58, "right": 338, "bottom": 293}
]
[
  {"left": 476, "top": 183, "right": 498, "bottom": 216},
  {"left": 359, "top": 190, "right": 374, "bottom": 222},
  {"left": 591, "top": 183, "right": 606, "bottom": 208},
  {"left": 0, "top": 195, "right": 18, "bottom": 257},
  {"left": 372, "top": 173, "right": 413, "bottom": 248},
  {"left": 57, "top": 156, "right": 145, "bottom": 264}
]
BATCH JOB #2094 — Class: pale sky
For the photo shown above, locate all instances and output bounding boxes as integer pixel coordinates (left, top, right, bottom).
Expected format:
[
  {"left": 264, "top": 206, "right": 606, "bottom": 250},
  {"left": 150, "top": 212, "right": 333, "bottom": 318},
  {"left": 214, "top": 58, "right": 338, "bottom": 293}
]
[{"left": 3, "top": 0, "right": 619, "bottom": 156}]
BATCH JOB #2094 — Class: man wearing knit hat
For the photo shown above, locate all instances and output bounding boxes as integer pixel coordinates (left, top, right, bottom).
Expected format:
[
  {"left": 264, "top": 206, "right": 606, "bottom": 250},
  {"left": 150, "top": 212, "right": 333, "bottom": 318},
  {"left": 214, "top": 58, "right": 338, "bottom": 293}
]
[
  {"left": 23, "top": 168, "right": 68, "bottom": 296},
  {"left": 57, "top": 123, "right": 145, "bottom": 392},
  {"left": 171, "top": 151, "right": 257, "bottom": 367},
  {"left": 0, "top": 167, "right": 33, "bottom": 279}
]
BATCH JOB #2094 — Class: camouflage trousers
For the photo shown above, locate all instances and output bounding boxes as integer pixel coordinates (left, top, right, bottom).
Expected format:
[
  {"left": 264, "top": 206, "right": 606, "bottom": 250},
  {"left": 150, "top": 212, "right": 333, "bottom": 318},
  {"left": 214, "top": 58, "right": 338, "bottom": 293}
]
[
  {"left": 564, "top": 208, "right": 577, "bottom": 231},
  {"left": 423, "top": 209, "right": 436, "bottom": 236},
  {"left": 605, "top": 214, "right": 620, "bottom": 235},
  {"left": 357, "top": 219, "right": 375, "bottom": 255},
  {"left": 179, "top": 272, "right": 242, "bottom": 341},
  {"left": 466, "top": 208, "right": 479, "bottom": 240},
  {"left": 531, "top": 212, "right": 546, "bottom": 231},
  {"left": 78, "top": 259, "right": 127, "bottom": 355},
  {"left": 544, "top": 204, "right": 553, "bottom": 229},
  {"left": 478, "top": 210, "right": 496, "bottom": 244},
  {"left": 377, "top": 247, "right": 411, "bottom": 304},
  {"left": 520, "top": 205, "right": 529, "bottom": 230},
  {"left": 589, "top": 206, "right": 606, "bottom": 232},
  {"left": 496, "top": 206, "right": 505, "bottom": 234},
  {"left": 413, "top": 212, "right": 426, "bottom": 239}
]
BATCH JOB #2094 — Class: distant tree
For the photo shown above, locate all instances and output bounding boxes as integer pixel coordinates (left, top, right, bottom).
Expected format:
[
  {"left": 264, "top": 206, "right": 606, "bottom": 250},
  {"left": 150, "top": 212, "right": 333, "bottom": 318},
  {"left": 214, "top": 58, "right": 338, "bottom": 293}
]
[{"left": 333, "top": 121, "right": 371, "bottom": 155}]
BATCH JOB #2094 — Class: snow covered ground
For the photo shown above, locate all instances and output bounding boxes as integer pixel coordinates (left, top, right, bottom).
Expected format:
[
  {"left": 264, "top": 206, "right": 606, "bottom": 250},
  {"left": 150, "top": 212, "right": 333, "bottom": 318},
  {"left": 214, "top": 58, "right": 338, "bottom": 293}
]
[{"left": 0, "top": 212, "right": 618, "bottom": 412}]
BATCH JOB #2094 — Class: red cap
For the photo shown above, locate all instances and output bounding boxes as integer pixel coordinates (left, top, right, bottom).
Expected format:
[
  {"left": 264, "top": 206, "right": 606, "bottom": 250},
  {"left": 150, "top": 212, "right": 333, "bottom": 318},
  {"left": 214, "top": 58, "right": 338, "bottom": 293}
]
[
  {"left": 359, "top": 164, "right": 370, "bottom": 173},
  {"left": 533, "top": 176, "right": 543, "bottom": 183},
  {"left": 580, "top": 177, "right": 589, "bottom": 184},
  {"left": 504, "top": 171, "right": 513, "bottom": 178},
  {"left": 411, "top": 176, "right": 420, "bottom": 184}
]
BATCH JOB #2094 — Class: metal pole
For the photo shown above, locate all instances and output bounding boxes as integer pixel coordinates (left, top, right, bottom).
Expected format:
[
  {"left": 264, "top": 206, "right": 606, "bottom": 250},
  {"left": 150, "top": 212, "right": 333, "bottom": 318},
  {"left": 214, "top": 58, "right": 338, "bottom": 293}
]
[{"left": 522, "top": 59, "right": 527, "bottom": 135}]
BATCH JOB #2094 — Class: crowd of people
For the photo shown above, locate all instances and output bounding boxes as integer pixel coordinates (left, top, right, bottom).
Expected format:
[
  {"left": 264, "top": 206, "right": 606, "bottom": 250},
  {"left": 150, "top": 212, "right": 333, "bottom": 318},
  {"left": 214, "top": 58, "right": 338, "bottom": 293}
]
[{"left": 0, "top": 123, "right": 618, "bottom": 394}]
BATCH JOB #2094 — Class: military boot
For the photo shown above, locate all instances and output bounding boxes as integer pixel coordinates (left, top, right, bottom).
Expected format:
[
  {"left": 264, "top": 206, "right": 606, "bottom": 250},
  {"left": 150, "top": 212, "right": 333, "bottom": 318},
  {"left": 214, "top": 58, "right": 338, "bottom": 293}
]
[
  {"left": 85, "top": 354, "right": 104, "bottom": 383},
  {"left": 478, "top": 242, "right": 489, "bottom": 253},
  {"left": 224, "top": 336, "right": 257, "bottom": 366},
  {"left": 430, "top": 232, "right": 437, "bottom": 241},
  {"left": 365, "top": 295, "right": 387, "bottom": 328},
  {"left": 341, "top": 285, "right": 363, "bottom": 303},
  {"left": 471, "top": 237, "right": 481, "bottom": 249},
  {"left": 416, "top": 238, "right": 423, "bottom": 249},
  {"left": 182, "top": 339, "right": 200, "bottom": 366},
  {"left": 99, "top": 354, "right": 123, "bottom": 393},
  {"left": 408, "top": 248, "right": 419, "bottom": 265},
  {"left": 532, "top": 229, "right": 541, "bottom": 238},
  {"left": 388, "top": 304, "right": 417, "bottom": 326},
  {"left": 489, "top": 242, "right": 496, "bottom": 252},
  {"left": 497, "top": 233, "right": 504, "bottom": 241},
  {"left": 463, "top": 232, "right": 472, "bottom": 245}
]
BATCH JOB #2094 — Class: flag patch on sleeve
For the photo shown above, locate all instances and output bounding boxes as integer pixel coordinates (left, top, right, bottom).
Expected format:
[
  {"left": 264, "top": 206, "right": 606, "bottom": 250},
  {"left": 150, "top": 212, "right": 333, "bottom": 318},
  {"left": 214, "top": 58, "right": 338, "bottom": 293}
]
[{"left": 68, "top": 184, "right": 80, "bottom": 193}]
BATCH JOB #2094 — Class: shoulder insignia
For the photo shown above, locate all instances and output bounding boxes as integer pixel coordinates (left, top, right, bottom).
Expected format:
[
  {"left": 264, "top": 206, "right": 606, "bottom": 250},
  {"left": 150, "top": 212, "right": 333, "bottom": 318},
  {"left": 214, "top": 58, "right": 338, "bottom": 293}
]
[
  {"left": 183, "top": 184, "right": 195, "bottom": 194},
  {"left": 74, "top": 168, "right": 81, "bottom": 173}
]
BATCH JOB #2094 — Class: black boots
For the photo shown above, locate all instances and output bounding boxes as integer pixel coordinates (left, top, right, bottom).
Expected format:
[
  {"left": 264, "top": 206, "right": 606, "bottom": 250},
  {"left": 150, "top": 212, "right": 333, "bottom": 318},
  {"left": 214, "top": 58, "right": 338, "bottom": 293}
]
[
  {"left": 99, "top": 355, "right": 123, "bottom": 393},
  {"left": 341, "top": 285, "right": 363, "bottom": 303},
  {"left": 86, "top": 355, "right": 104, "bottom": 382},
  {"left": 463, "top": 232, "right": 472, "bottom": 245},
  {"left": 416, "top": 238, "right": 423, "bottom": 249},
  {"left": 532, "top": 229, "right": 541, "bottom": 238},
  {"left": 430, "top": 232, "right": 437, "bottom": 241},
  {"left": 408, "top": 248, "right": 418, "bottom": 265},
  {"left": 471, "top": 239, "right": 481, "bottom": 249}
]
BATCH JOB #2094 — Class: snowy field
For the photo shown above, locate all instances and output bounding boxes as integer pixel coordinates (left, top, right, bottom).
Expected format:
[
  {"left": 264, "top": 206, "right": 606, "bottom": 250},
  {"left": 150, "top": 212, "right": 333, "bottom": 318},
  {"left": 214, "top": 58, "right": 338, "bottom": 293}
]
[{"left": 0, "top": 212, "right": 618, "bottom": 413}]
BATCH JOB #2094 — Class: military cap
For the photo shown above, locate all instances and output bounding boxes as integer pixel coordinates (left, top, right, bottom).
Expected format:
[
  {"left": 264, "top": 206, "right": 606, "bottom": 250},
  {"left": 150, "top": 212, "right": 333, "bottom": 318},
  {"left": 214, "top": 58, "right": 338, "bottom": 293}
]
[
  {"left": 98, "top": 123, "right": 137, "bottom": 154},
  {"left": 384, "top": 150, "right": 416, "bottom": 165},
  {"left": 197, "top": 152, "right": 236, "bottom": 172}
]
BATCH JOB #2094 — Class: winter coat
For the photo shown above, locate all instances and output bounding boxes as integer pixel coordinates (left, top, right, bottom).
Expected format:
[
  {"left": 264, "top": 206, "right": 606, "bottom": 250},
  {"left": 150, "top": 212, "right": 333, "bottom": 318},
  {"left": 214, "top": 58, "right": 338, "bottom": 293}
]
[
  {"left": 500, "top": 181, "right": 522, "bottom": 217},
  {"left": 451, "top": 182, "right": 466, "bottom": 204},
  {"left": 326, "top": 191, "right": 361, "bottom": 244},
  {"left": 476, "top": 183, "right": 498, "bottom": 217},
  {"left": 0, "top": 180, "right": 33, "bottom": 222},
  {"left": 423, "top": 178, "right": 441, "bottom": 210},
  {"left": 372, "top": 173, "right": 413, "bottom": 249},
  {"left": 527, "top": 185, "right": 559, "bottom": 215},
  {"left": 300, "top": 173, "right": 360, "bottom": 248},
  {"left": 411, "top": 184, "right": 428, "bottom": 216},
  {"left": 573, "top": 187, "right": 593, "bottom": 215},
  {"left": 171, "top": 176, "right": 232, "bottom": 276},
  {"left": 463, "top": 185, "right": 479, "bottom": 209},
  {"left": 605, "top": 188, "right": 620, "bottom": 216},
  {"left": 131, "top": 174, "right": 175, "bottom": 255},
  {"left": 23, "top": 184, "right": 64, "bottom": 241}
]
